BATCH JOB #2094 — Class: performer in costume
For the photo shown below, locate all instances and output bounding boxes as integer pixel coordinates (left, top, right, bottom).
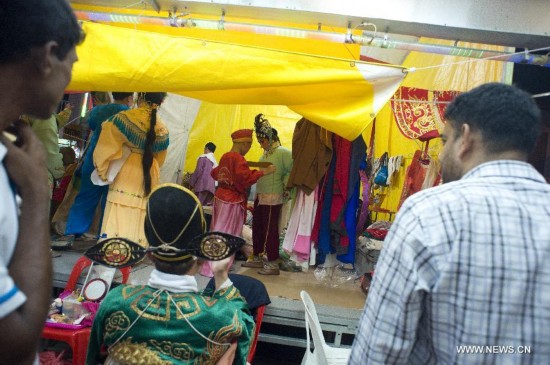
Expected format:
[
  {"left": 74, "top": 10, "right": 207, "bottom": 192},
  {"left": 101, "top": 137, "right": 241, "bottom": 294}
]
[
  {"left": 200, "top": 129, "right": 275, "bottom": 277},
  {"left": 86, "top": 184, "right": 254, "bottom": 365},
  {"left": 242, "top": 114, "right": 293, "bottom": 275},
  {"left": 189, "top": 141, "right": 217, "bottom": 206},
  {"left": 53, "top": 92, "right": 134, "bottom": 248},
  {"left": 93, "top": 92, "right": 169, "bottom": 247}
]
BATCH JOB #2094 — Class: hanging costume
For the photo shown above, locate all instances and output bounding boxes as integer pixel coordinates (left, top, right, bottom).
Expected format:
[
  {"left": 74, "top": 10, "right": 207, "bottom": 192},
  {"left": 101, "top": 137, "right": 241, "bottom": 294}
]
[
  {"left": 286, "top": 118, "right": 333, "bottom": 194},
  {"left": 312, "top": 134, "right": 366, "bottom": 264},
  {"left": 283, "top": 118, "right": 332, "bottom": 265},
  {"left": 93, "top": 106, "right": 169, "bottom": 247}
]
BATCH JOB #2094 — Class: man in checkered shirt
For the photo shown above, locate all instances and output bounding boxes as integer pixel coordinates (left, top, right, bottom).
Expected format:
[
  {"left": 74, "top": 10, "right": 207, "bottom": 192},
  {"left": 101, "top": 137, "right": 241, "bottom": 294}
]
[{"left": 349, "top": 83, "right": 550, "bottom": 365}]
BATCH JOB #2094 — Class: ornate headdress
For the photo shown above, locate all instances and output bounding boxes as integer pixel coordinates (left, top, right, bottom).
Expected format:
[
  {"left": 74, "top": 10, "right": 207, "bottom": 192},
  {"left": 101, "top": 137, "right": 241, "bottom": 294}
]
[
  {"left": 85, "top": 184, "right": 244, "bottom": 268},
  {"left": 254, "top": 113, "right": 273, "bottom": 141}
]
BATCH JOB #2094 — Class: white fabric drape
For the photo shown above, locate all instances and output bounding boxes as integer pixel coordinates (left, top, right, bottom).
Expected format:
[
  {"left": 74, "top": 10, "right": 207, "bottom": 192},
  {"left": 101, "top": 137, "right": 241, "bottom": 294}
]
[{"left": 158, "top": 94, "right": 202, "bottom": 184}]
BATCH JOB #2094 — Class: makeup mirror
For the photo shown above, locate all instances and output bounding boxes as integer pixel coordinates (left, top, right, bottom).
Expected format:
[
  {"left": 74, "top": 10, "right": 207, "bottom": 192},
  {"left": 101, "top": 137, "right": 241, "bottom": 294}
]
[{"left": 83, "top": 278, "right": 109, "bottom": 302}]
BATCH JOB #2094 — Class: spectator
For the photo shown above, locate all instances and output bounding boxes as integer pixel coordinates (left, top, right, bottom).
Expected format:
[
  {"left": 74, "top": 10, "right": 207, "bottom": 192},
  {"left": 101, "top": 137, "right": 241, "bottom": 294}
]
[
  {"left": 349, "top": 83, "right": 550, "bottom": 364},
  {"left": 0, "top": 1, "right": 83, "bottom": 363}
]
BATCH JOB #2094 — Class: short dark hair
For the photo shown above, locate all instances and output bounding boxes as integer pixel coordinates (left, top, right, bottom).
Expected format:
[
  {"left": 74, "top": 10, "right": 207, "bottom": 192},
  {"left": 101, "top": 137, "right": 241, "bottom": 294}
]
[
  {"left": 91, "top": 92, "right": 110, "bottom": 105},
  {"left": 444, "top": 82, "right": 541, "bottom": 154},
  {"left": 0, "top": 0, "right": 83, "bottom": 64},
  {"left": 111, "top": 92, "right": 133, "bottom": 101},
  {"left": 205, "top": 142, "right": 216, "bottom": 152}
]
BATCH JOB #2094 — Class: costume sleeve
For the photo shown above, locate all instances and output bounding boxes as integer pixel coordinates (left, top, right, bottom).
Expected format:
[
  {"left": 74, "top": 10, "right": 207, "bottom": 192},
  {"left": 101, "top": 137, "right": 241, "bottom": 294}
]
[
  {"left": 281, "top": 148, "right": 294, "bottom": 188},
  {"left": 214, "top": 286, "right": 255, "bottom": 365},
  {"left": 86, "top": 294, "right": 108, "bottom": 365},
  {"left": 93, "top": 120, "right": 124, "bottom": 181},
  {"left": 349, "top": 202, "right": 432, "bottom": 365},
  {"left": 233, "top": 157, "right": 263, "bottom": 194},
  {"left": 189, "top": 157, "right": 206, "bottom": 187}
]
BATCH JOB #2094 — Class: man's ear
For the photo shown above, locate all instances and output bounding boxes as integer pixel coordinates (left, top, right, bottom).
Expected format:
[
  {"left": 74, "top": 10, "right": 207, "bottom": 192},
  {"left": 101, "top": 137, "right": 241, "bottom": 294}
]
[
  {"left": 457, "top": 123, "right": 475, "bottom": 159},
  {"left": 33, "top": 41, "right": 59, "bottom": 77}
]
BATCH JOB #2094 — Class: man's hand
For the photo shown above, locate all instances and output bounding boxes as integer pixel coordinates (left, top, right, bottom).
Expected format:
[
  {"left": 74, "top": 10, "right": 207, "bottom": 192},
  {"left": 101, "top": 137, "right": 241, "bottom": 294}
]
[
  {"left": 211, "top": 256, "right": 232, "bottom": 290},
  {"left": 215, "top": 341, "right": 237, "bottom": 365},
  {"left": 211, "top": 256, "right": 232, "bottom": 276},
  {"left": 260, "top": 164, "right": 276, "bottom": 175},
  {"left": 1, "top": 120, "right": 49, "bottom": 200}
]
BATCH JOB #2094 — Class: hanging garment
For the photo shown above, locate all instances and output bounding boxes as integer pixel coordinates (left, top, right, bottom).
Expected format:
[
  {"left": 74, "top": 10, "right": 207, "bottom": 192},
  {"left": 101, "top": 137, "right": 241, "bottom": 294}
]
[
  {"left": 282, "top": 187, "right": 318, "bottom": 263},
  {"left": 336, "top": 136, "right": 367, "bottom": 264},
  {"left": 398, "top": 150, "right": 428, "bottom": 210},
  {"left": 286, "top": 118, "right": 332, "bottom": 194},
  {"left": 329, "top": 135, "right": 351, "bottom": 254}
]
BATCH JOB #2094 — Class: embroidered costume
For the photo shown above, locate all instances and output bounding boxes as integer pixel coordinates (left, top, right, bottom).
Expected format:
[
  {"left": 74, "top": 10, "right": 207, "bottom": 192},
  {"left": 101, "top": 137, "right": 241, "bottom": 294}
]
[
  {"left": 66, "top": 103, "right": 130, "bottom": 236},
  {"left": 93, "top": 106, "right": 169, "bottom": 246},
  {"left": 200, "top": 130, "right": 263, "bottom": 277},
  {"left": 87, "top": 270, "right": 254, "bottom": 365}
]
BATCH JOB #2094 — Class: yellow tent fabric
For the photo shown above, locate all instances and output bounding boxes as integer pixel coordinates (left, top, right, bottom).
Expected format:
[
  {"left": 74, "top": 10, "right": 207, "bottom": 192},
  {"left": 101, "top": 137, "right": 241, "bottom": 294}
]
[
  {"left": 69, "top": 22, "right": 406, "bottom": 141},
  {"left": 365, "top": 38, "right": 512, "bottom": 219}
]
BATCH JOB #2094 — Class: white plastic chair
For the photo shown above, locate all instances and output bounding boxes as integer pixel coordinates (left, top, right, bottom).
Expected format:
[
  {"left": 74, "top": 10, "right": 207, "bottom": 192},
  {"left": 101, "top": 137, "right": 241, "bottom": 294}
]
[{"left": 300, "top": 290, "right": 351, "bottom": 365}]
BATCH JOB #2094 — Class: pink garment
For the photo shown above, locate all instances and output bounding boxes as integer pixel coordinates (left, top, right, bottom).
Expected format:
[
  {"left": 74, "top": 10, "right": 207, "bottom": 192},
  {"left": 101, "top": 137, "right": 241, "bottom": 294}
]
[
  {"left": 282, "top": 187, "right": 318, "bottom": 262},
  {"left": 199, "top": 197, "right": 244, "bottom": 277}
]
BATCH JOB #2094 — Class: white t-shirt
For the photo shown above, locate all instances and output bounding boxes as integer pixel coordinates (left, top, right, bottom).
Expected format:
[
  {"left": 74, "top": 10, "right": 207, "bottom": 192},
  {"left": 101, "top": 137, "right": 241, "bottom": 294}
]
[{"left": 0, "top": 142, "right": 26, "bottom": 318}]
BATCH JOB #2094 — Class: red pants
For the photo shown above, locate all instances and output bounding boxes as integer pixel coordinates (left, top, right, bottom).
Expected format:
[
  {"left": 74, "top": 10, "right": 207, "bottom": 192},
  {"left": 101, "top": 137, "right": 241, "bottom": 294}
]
[{"left": 252, "top": 200, "right": 282, "bottom": 261}]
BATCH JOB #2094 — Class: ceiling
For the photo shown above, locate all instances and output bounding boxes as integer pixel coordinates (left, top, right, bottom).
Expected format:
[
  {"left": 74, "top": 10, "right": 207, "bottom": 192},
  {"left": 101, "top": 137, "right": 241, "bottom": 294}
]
[{"left": 71, "top": 0, "right": 550, "bottom": 50}]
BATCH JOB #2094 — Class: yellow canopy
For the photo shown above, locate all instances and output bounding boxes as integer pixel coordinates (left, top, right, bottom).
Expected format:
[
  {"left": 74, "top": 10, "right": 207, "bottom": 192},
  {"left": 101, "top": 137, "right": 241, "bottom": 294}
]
[{"left": 70, "top": 22, "right": 406, "bottom": 140}]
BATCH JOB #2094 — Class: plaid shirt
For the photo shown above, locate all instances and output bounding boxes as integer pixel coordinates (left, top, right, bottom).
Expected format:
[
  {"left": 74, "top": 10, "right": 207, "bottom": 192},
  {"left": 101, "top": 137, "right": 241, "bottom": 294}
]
[{"left": 349, "top": 161, "right": 550, "bottom": 365}]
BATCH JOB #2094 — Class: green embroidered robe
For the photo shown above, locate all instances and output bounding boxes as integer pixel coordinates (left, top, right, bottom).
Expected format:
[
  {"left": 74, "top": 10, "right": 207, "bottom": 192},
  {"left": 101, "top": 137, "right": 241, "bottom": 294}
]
[{"left": 86, "top": 284, "right": 254, "bottom": 365}]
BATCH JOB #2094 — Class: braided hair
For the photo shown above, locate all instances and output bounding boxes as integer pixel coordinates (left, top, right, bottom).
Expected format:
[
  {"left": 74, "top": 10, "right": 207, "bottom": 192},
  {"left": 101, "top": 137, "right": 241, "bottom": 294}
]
[{"left": 141, "top": 92, "right": 167, "bottom": 195}]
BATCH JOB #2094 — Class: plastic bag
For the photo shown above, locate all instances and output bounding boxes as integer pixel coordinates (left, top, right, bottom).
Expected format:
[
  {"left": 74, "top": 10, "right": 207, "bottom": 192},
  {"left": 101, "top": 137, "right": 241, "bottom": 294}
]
[{"left": 313, "top": 264, "right": 356, "bottom": 288}]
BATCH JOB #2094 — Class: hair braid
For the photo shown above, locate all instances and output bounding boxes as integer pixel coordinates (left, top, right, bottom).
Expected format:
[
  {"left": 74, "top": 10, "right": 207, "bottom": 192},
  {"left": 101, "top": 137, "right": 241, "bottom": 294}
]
[{"left": 142, "top": 108, "right": 157, "bottom": 196}]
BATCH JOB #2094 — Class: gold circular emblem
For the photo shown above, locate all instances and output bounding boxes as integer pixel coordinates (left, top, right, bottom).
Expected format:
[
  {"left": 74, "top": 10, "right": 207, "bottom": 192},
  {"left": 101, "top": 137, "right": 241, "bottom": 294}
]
[
  {"left": 101, "top": 239, "right": 132, "bottom": 266},
  {"left": 200, "top": 235, "right": 229, "bottom": 260}
]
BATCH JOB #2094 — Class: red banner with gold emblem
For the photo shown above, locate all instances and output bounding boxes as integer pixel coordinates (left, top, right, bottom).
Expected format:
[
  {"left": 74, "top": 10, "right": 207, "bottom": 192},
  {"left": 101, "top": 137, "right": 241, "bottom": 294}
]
[{"left": 391, "top": 87, "right": 459, "bottom": 139}]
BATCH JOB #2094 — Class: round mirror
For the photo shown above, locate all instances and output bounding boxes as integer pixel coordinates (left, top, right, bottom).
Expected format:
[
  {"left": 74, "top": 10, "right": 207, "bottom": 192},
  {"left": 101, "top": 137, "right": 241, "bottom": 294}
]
[{"left": 83, "top": 278, "right": 109, "bottom": 302}]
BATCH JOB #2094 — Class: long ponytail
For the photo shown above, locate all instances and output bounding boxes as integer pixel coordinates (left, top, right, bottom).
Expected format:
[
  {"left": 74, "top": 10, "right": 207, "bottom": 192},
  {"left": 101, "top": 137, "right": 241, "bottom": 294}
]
[{"left": 140, "top": 92, "right": 166, "bottom": 196}]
